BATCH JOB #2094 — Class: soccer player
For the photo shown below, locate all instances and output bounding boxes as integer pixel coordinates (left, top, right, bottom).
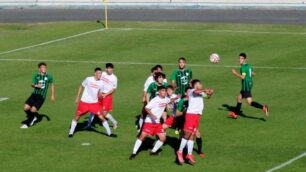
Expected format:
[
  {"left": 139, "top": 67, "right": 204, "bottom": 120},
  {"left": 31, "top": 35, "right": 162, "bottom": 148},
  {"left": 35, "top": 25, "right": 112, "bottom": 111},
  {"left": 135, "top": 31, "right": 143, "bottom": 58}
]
[
  {"left": 229, "top": 53, "right": 269, "bottom": 119},
  {"left": 137, "top": 65, "right": 167, "bottom": 131},
  {"left": 68, "top": 67, "right": 112, "bottom": 138},
  {"left": 146, "top": 72, "right": 168, "bottom": 103},
  {"left": 143, "top": 64, "right": 167, "bottom": 103},
  {"left": 171, "top": 57, "right": 193, "bottom": 97},
  {"left": 129, "top": 86, "right": 170, "bottom": 160},
  {"left": 177, "top": 80, "right": 213, "bottom": 165},
  {"left": 85, "top": 63, "right": 118, "bottom": 129},
  {"left": 137, "top": 72, "right": 168, "bottom": 132},
  {"left": 164, "top": 87, "right": 205, "bottom": 158},
  {"left": 21, "top": 62, "right": 55, "bottom": 129}
]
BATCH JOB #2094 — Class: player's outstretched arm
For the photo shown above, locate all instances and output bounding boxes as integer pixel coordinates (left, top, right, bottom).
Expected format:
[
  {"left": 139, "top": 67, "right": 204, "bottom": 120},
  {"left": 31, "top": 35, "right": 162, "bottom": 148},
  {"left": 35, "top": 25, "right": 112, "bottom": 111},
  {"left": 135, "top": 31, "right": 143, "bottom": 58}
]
[
  {"left": 75, "top": 86, "right": 84, "bottom": 104},
  {"left": 231, "top": 68, "right": 245, "bottom": 80},
  {"left": 50, "top": 83, "right": 55, "bottom": 102}
]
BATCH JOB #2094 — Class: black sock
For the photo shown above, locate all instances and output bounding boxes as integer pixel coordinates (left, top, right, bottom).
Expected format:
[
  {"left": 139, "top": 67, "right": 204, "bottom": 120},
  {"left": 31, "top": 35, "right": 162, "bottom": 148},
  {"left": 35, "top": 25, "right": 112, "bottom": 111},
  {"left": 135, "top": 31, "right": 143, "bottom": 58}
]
[
  {"left": 251, "top": 101, "right": 263, "bottom": 109},
  {"left": 23, "top": 110, "right": 34, "bottom": 126},
  {"left": 196, "top": 137, "right": 203, "bottom": 153},
  {"left": 24, "top": 110, "right": 32, "bottom": 118},
  {"left": 235, "top": 102, "right": 242, "bottom": 113}
]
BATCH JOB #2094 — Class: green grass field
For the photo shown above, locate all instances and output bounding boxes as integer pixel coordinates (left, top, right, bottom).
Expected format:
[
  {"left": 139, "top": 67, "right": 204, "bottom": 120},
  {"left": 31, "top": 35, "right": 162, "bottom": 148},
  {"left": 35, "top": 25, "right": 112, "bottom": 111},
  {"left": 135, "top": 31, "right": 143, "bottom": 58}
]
[{"left": 0, "top": 21, "right": 306, "bottom": 172}]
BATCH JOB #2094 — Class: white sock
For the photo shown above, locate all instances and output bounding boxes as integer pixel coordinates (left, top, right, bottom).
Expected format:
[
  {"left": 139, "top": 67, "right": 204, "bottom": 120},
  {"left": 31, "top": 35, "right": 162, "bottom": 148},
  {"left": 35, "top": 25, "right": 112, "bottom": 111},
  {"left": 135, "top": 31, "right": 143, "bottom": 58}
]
[
  {"left": 187, "top": 140, "right": 194, "bottom": 155},
  {"left": 178, "top": 138, "right": 188, "bottom": 152},
  {"left": 152, "top": 140, "right": 164, "bottom": 153},
  {"left": 69, "top": 120, "right": 77, "bottom": 135},
  {"left": 138, "top": 118, "right": 144, "bottom": 129},
  {"left": 102, "top": 121, "right": 111, "bottom": 136},
  {"left": 106, "top": 113, "right": 117, "bottom": 125},
  {"left": 133, "top": 139, "right": 142, "bottom": 154},
  {"left": 86, "top": 113, "right": 95, "bottom": 127}
]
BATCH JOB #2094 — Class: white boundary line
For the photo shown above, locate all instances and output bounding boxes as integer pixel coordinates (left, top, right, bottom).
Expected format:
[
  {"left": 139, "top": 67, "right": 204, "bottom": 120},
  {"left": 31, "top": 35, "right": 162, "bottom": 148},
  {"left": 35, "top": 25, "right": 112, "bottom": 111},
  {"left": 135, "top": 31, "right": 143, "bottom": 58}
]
[
  {"left": 1, "top": 27, "right": 306, "bottom": 57},
  {"left": 266, "top": 152, "right": 306, "bottom": 172},
  {"left": 0, "top": 58, "right": 305, "bottom": 70},
  {"left": 0, "top": 98, "right": 9, "bottom": 102},
  {"left": 111, "top": 27, "right": 306, "bottom": 35},
  {"left": 0, "top": 28, "right": 104, "bottom": 56}
]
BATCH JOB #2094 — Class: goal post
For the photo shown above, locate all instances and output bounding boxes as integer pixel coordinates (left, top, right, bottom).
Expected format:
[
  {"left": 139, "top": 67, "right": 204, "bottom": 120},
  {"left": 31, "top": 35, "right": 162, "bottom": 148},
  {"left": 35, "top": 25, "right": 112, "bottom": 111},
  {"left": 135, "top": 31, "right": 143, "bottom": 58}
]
[{"left": 103, "top": 0, "right": 108, "bottom": 29}]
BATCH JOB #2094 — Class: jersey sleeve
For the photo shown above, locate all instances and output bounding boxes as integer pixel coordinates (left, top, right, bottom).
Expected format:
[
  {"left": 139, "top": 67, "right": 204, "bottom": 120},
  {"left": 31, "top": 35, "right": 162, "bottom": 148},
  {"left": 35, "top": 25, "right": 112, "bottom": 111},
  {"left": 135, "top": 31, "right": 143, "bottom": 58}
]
[
  {"left": 143, "top": 77, "right": 151, "bottom": 92},
  {"left": 31, "top": 73, "right": 37, "bottom": 84},
  {"left": 81, "top": 77, "right": 88, "bottom": 87},
  {"left": 170, "top": 70, "right": 177, "bottom": 81},
  {"left": 189, "top": 69, "right": 193, "bottom": 80},
  {"left": 145, "top": 97, "right": 156, "bottom": 110},
  {"left": 113, "top": 77, "right": 118, "bottom": 89},
  {"left": 146, "top": 83, "right": 154, "bottom": 95}
]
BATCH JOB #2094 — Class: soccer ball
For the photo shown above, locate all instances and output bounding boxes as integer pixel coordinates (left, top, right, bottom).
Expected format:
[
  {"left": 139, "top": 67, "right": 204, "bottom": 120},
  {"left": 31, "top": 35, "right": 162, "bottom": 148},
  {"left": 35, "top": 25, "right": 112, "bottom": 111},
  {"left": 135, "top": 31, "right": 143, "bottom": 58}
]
[{"left": 209, "top": 53, "right": 220, "bottom": 63}]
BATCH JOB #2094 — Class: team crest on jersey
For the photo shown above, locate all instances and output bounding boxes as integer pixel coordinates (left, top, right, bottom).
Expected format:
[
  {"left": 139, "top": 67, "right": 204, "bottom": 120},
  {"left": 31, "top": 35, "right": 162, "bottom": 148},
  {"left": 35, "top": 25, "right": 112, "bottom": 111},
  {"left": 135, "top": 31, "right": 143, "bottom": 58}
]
[
  {"left": 44, "top": 77, "right": 48, "bottom": 81},
  {"left": 180, "top": 76, "right": 188, "bottom": 85}
]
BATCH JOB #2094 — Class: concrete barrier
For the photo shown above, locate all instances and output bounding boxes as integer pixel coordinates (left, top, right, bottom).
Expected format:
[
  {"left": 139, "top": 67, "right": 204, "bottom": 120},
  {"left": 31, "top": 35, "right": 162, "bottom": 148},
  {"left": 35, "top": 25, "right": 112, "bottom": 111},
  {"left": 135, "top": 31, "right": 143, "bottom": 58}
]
[{"left": 0, "top": 0, "right": 306, "bottom": 9}]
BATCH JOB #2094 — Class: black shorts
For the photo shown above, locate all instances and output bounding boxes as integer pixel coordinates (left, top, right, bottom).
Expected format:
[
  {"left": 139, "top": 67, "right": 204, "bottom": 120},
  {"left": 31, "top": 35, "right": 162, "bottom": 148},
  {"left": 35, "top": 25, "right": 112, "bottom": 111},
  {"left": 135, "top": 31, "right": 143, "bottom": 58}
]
[
  {"left": 240, "top": 90, "right": 252, "bottom": 99},
  {"left": 25, "top": 94, "right": 45, "bottom": 110}
]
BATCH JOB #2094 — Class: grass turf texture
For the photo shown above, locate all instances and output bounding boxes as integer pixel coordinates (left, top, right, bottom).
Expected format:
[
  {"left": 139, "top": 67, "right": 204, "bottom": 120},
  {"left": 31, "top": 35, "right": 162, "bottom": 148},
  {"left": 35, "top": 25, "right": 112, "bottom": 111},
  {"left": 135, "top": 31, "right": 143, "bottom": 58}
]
[{"left": 0, "top": 21, "right": 306, "bottom": 172}]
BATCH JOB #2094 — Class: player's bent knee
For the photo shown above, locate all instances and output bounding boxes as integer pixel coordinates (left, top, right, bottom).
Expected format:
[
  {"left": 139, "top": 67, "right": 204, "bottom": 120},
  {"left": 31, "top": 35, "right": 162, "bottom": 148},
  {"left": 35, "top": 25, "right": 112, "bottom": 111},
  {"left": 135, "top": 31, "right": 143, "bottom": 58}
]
[{"left": 30, "top": 107, "right": 37, "bottom": 113}]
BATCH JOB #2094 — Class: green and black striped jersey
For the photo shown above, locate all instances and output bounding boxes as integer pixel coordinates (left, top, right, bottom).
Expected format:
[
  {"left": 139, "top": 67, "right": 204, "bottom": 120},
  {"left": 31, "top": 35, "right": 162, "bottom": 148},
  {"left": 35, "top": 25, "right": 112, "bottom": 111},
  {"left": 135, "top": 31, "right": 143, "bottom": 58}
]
[
  {"left": 240, "top": 63, "right": 253, "bottom": 92},
  {"left": 32, "top": 72, "right": 53, "bottom": 99},
  {"left": 170, "top": 68, "right": 192, "bottom": 96}
]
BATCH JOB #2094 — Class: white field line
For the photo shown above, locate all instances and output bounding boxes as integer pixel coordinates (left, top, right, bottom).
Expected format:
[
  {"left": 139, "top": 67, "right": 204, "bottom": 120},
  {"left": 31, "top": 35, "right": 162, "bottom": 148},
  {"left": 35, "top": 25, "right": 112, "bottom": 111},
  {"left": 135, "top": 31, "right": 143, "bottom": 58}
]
[
  {"left": 111, "top": 27, "right": 306, "bottom": 35},
  {"left": 1, "top": 27, "right": 306, "bottom": 57},
  {"left": 0, "top": 28, "right": 104, "bottom": 56},
  {"left": 265, "top": 152, "right": 306, "bottom": 172},
  {"left": 0, "top": 98, "right": 9, "bottom": 101},
  {"left": 0, "top": 58, "right": 305, "bottom": 70}
]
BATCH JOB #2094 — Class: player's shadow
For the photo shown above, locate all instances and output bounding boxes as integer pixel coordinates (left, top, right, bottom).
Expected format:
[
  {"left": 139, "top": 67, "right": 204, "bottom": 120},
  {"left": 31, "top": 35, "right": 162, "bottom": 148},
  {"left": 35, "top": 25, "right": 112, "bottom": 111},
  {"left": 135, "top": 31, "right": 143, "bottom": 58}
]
[
  {"left": 72, "top": 117, "right": 116, "bottom": 137},
  {"left": 220, "top": 104, "right": 266, "bottom": 122},
  {"left": 21, "top": 113, "right": 51, "bottom": 126}
]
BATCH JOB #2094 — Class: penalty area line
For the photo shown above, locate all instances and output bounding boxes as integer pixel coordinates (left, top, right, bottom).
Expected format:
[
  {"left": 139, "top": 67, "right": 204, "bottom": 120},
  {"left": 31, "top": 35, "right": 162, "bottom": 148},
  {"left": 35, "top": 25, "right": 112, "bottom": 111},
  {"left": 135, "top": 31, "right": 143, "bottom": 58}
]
[
  {"left": 0, "top": 58, "right": 306, "bottom": 70},
  {"left": 0, "top": 28, "right": 105, "bottom": 56},
  {"left": 265, "top": 151, "right": 306, "bottom": 172},
  {"left": 0, "top": 98, "right": 9, "bottom": 102}
]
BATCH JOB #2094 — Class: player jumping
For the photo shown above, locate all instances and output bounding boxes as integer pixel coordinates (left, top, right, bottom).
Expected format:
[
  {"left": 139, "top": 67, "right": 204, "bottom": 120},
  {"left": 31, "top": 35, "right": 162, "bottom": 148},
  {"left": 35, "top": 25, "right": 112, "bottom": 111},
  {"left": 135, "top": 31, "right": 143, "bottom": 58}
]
[{"left": 176, "top": 80, "right": 213, "bottom": 165}]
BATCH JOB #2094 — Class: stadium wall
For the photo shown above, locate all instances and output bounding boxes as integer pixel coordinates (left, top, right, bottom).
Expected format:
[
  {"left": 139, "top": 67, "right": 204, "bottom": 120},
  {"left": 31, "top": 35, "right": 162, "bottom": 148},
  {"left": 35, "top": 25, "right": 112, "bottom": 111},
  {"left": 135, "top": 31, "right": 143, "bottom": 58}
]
[{"left": 0, "top": 0, "right": 306, "bottom": 9}]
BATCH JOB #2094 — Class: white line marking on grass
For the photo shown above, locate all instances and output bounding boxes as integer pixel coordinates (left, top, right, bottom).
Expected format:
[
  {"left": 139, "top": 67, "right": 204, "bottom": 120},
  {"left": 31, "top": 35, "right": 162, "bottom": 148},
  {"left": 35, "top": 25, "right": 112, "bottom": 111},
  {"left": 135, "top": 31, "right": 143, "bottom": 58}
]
[
  {"left": 111, "top": 27, "right": 306, "bottom": 35},
  {"left": 0, "top": 58, "right": 305, "bottom": 70},
  {"left": 0, "top": 98, "right": 9, "bottom": 101},
  {"left": 0, "top": 28, "right": 104, "bottom": 56},
  {"left": 81, "top": 143, "right": 91, "bottom": 146},
  {"left": 0, "top": 27, "right": 304, "bottom": 57},
  {"left": 266, "top": 152, "right": 306, "bottom": 172}
]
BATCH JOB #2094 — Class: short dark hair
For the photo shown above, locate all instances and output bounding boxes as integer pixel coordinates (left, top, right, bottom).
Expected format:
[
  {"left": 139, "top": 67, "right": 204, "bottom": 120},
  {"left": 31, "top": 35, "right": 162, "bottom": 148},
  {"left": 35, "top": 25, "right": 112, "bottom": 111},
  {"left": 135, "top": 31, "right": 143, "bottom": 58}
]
[
  {"left": 166, "top": 85, "right": 174, "bottom": 90},
  {"left": 191, "top": 79, "right": 201, "bottom": 88},
  {"left": 151, "top": 66, "right": 155, "bottom": 73},
  {"left": 154, "top": 72, "right": 166, "bottom": 81},
  {"left": 106, "top": 63, "right": 114, "bottom": 68},
  {"left": 178, "top": 57, "right": 186, "bottom": 62},
  {"left": 240, "top": 53, "right": 247, "bottom": 59},
  {"left": 157, "top": 86, "right": 166, "bottom": 91},
  {"left": 95, "top": 67, "right": 102, "bottom": 72},
  {"left": 38, "top": 62, "right": 47, "bottom": 68},
  {"left": 154, "top": 64, "right": 163, "bottom": 71}
]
